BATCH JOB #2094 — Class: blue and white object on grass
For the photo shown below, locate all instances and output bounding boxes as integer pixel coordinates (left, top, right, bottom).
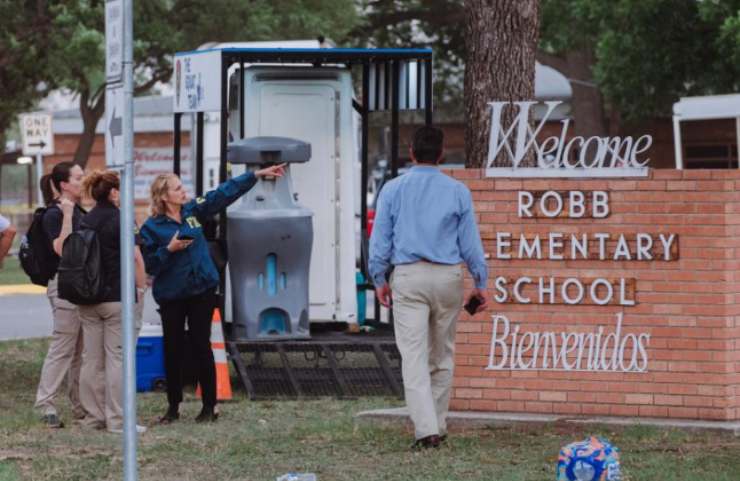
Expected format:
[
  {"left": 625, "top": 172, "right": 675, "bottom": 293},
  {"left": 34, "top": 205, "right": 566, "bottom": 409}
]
[
  {"left": 276, "top": 474, "right": 317, "bottom": 481},
  {"left": 556, "top": 436, "right": 622, "bottom": 481},
  {"left": 135, "top": 323, "right": 166, "bottom": 392}
]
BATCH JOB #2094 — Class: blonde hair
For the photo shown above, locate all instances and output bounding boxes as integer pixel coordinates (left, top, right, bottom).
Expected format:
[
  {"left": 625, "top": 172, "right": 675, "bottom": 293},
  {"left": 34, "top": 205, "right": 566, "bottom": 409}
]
[{"left": 149, "top": 173, "right": 179, "bottom": 216}]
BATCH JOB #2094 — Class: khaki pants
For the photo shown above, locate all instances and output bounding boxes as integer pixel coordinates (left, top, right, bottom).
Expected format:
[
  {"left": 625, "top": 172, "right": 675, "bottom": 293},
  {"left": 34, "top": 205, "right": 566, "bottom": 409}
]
[
  {"left": 80, "top": 302, "right": 123, "bottom": 429},
  {"left": 35, "top": 277, "right": 84, "bottom": 417},
  {"left": 78, "top": 302, "right": 124, "bottom": 431},
  {"left": 390, "top": 262, "right": 464, "bottom": 440}
]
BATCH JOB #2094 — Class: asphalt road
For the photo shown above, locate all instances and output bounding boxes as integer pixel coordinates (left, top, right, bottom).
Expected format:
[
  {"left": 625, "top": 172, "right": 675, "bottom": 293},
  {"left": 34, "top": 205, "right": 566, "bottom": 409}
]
[
  {"left": 0, "top": 288, "right": 386, "bottom": 341},
  {"left": 0, "top": 293, "right": 53, "bottom": 340},
  {"left": 0, "top": 289, "right": 160, "bottom": 341}
]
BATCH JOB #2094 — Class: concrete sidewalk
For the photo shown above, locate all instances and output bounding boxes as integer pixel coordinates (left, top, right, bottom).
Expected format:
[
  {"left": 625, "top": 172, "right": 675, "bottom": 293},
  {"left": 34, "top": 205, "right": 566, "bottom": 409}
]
[{"left": 355, "top": 406, "right": 740, "bottom": 435}]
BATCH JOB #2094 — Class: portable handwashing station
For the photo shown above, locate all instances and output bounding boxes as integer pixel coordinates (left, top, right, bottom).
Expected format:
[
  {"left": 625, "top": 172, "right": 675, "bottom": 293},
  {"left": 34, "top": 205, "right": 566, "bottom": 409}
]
[{"left": 226, "top": 137, "right": 313, "bottom": 340}]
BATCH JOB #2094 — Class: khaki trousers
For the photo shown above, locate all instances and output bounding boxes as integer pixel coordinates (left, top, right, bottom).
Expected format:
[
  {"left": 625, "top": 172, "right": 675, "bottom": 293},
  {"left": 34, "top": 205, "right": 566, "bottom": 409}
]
[
  {"left": 390, "top": 262, "right": 464, "bottom": 440},
  {"left": 78, "top": 302, "right": 124, "bottom": 430},
  {"left": 35, "top": 277, "right": 84, "bottom": 417}
]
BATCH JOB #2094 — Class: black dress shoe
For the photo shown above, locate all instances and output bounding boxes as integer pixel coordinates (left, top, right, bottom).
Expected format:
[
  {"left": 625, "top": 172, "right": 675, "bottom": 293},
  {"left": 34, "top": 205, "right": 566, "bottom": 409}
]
[
  {"left": 412, "top": 434, "right": 441, "bottom": 450},
  {"left": 195, "top": 406, "right": 219, "bottom": 423}
]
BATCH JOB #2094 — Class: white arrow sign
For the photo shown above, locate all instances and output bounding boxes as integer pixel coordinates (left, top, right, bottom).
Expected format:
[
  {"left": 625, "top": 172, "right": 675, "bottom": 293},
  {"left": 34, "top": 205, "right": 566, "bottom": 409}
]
[
  {"left": 19, "top": 113, "right": 54, "bottom": 156},
  {"left": 105, "top": 0, "right": 124, "bottom": 82},
  {"left": 106, "top": 85, "right": 125, "bottom": 167}
]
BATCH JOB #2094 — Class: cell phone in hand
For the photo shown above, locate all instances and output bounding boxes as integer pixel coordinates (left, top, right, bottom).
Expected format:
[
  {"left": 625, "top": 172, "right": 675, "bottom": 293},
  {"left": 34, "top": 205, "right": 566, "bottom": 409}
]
[
  {"left": 178, "top": 233, "right": 195, "bottom": 241},
  {"left": 464, "top": 295, "right": 483, "bottom": 315}
]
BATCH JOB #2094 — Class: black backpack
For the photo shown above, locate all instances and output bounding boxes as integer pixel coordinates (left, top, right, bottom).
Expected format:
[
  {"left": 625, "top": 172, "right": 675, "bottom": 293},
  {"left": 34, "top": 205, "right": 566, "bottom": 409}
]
[
  {"left": 19, "top": 207, "right": 57, "bottom": 286},
  {"left": 57, "top": 225, "right": 104, "bottom": 305}
]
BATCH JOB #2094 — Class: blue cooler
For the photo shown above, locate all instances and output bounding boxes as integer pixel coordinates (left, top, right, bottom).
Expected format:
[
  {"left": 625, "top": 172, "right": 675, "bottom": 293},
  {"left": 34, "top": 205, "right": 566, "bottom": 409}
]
[{"left": 136, "top": 323, "right": 166, "bottom": 392}]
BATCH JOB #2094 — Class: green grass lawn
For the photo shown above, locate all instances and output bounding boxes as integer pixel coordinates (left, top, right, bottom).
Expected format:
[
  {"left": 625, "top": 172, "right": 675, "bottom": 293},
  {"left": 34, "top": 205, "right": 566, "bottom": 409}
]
[
  {"left": 0, "top": 256, "right": 29, "bottom": 285},
  {"left": 1, "top": 338, "right": 739, "bottom": 481}
]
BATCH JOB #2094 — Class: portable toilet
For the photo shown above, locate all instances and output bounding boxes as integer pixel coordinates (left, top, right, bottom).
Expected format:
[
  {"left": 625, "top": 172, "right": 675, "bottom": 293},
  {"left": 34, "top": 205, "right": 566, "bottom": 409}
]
[
  {"left": 227, "top": 65, "right": 359, "bottom": 327},
  {"left": 226, "top": 136, "right": 313, "bottom": 340}
]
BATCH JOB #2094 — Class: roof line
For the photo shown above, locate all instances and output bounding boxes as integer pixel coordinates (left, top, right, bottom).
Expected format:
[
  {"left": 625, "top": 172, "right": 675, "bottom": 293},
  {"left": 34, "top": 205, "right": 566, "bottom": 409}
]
[{"left": 174, "top": 47, "right": 433, "bottom": 57}]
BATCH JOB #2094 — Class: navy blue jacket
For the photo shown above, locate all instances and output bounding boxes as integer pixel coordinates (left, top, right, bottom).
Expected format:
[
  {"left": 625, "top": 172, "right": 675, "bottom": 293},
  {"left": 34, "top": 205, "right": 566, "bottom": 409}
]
[{"left": 140, "top": 172, "right": 257, "bottom": 303}]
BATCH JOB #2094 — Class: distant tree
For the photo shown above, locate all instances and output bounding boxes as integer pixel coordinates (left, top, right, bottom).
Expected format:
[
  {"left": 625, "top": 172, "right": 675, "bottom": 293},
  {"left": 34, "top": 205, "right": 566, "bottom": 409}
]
[
  {"left": 352, "top": 0, "right": 740, "bottom": 160},
  {"left": 540, "top": 0, "right": 740, "bottom": 124},
  {"left": 0, "top": 1, "right": 57, "bottom": 149}
]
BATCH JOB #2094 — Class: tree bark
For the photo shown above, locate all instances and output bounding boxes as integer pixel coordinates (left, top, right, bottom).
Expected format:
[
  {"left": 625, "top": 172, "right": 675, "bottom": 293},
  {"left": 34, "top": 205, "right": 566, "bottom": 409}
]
[{"left": 464, "top": 0, "right": 540, "bottom": 167}]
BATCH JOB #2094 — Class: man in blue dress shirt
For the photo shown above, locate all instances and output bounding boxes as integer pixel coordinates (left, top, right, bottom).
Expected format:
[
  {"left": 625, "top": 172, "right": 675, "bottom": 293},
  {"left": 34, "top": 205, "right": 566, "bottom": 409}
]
[{"left": 369, "top": 126, "right": 489, "bottom": 449}]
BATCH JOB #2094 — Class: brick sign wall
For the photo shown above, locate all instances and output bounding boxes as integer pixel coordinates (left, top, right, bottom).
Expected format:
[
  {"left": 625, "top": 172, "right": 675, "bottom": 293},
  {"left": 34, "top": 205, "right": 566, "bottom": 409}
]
[{"left": 449, "top": 169, "right": 740, "bottom": 421}]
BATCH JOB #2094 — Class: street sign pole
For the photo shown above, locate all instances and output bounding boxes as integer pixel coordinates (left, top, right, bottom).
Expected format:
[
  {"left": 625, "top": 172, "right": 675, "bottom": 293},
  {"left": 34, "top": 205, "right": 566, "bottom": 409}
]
[
  {"left": 26, "top": 140, "right": 47, "bottom": 206},
  {"left": 119, "top": 0, "right": 137, "bottom": 480},
  {"left": 35, "top": 152, "right": 43, "bottom": 206}
]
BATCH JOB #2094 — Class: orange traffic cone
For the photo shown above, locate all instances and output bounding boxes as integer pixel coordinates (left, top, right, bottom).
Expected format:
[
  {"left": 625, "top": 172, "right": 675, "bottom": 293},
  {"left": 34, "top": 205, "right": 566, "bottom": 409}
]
[{"left": 196, "top": 308, "right": 233, "bottom": 401}]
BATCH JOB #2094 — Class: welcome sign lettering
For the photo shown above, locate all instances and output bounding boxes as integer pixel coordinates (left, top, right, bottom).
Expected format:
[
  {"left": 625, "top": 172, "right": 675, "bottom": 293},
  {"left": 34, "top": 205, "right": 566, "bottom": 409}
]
[{"left": 485, "top": 101, "right": 651, "bottom": 177}]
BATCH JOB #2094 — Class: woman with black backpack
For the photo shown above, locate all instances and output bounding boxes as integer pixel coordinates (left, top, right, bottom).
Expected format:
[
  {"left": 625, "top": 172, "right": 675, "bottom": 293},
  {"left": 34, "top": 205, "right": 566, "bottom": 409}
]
[
  {"left": 34, "top": 161, "right": 86, "bottom": 428},
  {"left": 75, "top": 170, "right": 148, "bottom": 434}
]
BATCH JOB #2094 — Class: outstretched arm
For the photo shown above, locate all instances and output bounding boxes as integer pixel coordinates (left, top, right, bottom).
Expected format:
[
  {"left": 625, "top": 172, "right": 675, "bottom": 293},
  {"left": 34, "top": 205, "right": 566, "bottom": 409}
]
[{"left": 190, "top": 164, "right": 287, "bottom": 221}]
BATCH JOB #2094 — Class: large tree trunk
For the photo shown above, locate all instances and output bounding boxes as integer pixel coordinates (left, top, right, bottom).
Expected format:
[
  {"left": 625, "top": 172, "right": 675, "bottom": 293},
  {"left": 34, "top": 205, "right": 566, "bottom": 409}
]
[
  {"left": 464, "top": 0, "right": 540, "bottom": 168},
  {"left": 73, "top": 88, "right": 105, "bottom": 168}
]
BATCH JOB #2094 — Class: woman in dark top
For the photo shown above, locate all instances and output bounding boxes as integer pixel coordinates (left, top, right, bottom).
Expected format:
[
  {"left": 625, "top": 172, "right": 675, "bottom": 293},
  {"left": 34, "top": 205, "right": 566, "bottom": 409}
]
[
  {"left": 34, "top": 161, "right": 86, "bottom": 428},
  {"left": 141, "top": 164, "right": 285, "bottom": 424},
  {"left": 76, "top": 170, "right": 147, "bottom": 433}
]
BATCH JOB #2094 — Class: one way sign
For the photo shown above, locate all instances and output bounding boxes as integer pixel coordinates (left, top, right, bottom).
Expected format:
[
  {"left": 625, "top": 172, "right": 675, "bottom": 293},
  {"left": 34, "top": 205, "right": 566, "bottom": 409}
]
[
  {"left": 105, "top": 85, "right": 125, "bottom": 167},
  {"left": 19, "top": 113, "right": 54, "bottom": 156}
]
